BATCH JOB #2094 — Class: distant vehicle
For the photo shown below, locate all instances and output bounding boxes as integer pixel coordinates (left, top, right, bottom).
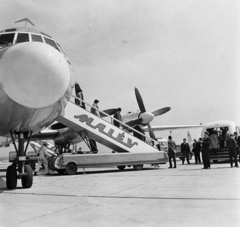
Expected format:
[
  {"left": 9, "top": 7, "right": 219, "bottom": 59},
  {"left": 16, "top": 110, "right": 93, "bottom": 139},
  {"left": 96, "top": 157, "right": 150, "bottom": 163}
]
[
  {"left": 201, "top": 120, "right": 240, "bottom": 162},
  {"left": 149, "top": 137, "right": 193, "bottom": 160}
]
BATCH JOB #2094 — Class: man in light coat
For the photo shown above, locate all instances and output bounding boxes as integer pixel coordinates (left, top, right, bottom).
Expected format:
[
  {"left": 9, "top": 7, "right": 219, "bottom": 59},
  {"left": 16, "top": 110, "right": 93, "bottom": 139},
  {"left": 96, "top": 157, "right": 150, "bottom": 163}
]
[{"left": 34, "top": 141, "right": 51, "bottom": 175}]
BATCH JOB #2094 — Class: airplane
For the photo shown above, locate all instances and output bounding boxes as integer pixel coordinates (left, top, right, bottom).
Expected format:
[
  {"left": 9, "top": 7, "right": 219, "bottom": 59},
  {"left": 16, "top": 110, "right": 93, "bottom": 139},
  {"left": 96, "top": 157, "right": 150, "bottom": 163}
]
[{"left": 0, "top": 18, "right": 73, "bottom": 189}]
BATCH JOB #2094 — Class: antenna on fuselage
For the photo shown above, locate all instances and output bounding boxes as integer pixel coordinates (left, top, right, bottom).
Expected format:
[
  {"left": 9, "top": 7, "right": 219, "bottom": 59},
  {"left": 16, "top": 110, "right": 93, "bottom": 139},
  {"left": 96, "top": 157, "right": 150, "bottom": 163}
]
[{"left": 15, "top": 18, "right": 35, "bottom": 28}]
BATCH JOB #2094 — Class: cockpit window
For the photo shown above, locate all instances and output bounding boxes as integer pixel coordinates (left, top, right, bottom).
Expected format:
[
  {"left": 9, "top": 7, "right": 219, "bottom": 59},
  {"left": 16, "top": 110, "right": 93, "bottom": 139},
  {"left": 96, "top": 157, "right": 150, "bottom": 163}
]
[
  {"left": 16, "top": 33, "right": 29, "bottom": 43},
  {"left": 0, "top": 33, "right": 15, "bottom": 47},
  {"left": 43, "top": 37, "right": 60, "bottom": 51},
  {"left": 31, "top": 34, "right": 43, "bottom": 42}
]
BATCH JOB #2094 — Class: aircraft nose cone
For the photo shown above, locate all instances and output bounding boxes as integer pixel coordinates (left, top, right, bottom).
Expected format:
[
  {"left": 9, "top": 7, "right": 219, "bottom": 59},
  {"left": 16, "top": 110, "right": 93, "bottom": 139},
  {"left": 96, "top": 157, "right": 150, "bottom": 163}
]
[
  {"left": 141, "top": 112, "right": 154, "bottom": 124},
  {"left": 0, "top": 42, "right": 71, "bottom": 108}
]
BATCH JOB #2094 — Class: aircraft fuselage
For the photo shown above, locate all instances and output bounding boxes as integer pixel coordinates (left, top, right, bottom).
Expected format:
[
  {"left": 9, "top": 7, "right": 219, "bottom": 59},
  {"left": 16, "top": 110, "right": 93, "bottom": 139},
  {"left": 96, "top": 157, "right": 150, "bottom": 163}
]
[{"left": 0, "top": 27, "right": 73, "bottom": 137}]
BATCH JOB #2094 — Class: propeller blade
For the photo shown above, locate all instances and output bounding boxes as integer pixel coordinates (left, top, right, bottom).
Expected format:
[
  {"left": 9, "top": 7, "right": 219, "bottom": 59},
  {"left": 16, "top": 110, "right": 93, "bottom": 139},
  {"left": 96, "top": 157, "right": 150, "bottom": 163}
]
[
  {"left": 135, "top": 87, "right": 146, "bottom": 113},
  {"left": 100, "top": 108, "right": 118, "bottom": 118},
  {"left": 152, "top": 107, "right": 171, "bottom": 117},
  {"left": 148, "top": 123, "right": 161, "bottom": 150},
  {"left": 125, "top": 118, "right": 142, "bottom": 127},
  {"left": 148, "top": 123, "right": 156, "bottom": 140},
  {"left": 50, "top": 122, "right": 67, "bottom": 130}
]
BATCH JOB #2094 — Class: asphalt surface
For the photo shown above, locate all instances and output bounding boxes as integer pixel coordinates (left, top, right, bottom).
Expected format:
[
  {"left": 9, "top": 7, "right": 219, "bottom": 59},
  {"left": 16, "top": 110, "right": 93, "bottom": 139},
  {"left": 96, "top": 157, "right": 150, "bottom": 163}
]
[{"left": 0, "top": 160, "right": 239, "bottom": 227}]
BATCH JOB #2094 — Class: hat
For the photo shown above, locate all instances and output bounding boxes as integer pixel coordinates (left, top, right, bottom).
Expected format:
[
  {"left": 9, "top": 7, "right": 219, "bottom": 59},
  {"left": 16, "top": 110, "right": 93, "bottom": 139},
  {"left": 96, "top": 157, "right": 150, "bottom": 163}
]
[{"left": 43, "top": 141, "right": 48, "bottom": 145}]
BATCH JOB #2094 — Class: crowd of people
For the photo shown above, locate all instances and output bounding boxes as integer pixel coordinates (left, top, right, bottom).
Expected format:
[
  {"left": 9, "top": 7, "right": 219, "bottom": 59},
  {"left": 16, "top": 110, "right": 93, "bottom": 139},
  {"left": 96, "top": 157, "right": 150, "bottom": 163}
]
[{"left": 168, "top": 131, "right": 240, "bottom": 169}]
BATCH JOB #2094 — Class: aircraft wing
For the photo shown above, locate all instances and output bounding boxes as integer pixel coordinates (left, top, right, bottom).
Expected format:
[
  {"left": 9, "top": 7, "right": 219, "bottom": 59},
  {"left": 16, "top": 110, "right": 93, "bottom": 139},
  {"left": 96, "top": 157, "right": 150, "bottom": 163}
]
[{"left": 144, "top": 125, "right": 203, "bottom": 132}]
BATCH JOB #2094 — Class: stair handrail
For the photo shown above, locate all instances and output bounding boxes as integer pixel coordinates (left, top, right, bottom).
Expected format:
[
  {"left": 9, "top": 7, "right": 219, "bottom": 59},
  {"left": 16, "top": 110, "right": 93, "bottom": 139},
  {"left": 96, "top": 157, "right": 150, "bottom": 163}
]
[{"left": 71, "top": 94, "right": 160, "bottom": 148}]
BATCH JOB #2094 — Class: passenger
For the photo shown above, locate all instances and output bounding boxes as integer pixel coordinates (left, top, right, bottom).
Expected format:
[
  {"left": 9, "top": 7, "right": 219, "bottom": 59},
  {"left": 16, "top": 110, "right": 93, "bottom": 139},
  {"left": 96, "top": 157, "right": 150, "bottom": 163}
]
[
  {"left": 234, "top": 132, "right": 240, "bottom": 163},
  {"left": 90, "top": 99, "right": 100, "bottom": 117},
  {"left": 89, "top": 100, "right": 100, "bottom": 153},
  {"left": 168, "top": 136, "right": 177, "bottom": 168},
  {"left": 218, "top": 130, "right": 224, "bottom": 149},
  {"left": 113, "top": 108, "right": 122, "bottom": 128},
  {"left": 201, "top": 132, "right": 211, "bottom": 169},
  {"left": 34, "top": 141, "right": 51, "bottom": 175},
  {"left": 194, "top": 138, "right": 202, "bottom": 164},
  {"left": 75, "top": 91, "right": 80, "bottom": 106},
  {"left": 75, "top": 89, "right": 86, "bottom": 109},
  {"left": 210, "top": 130, "right": 219, "bottom": 155},
  {"left": 180, "top": 138, "right": 191, "bottom": 164},
  {"left": 226, "top": 134, "right": 239, "bottom": 168},
  {"left": 133, "top": 124, "right": 145, "bottom": 142}
]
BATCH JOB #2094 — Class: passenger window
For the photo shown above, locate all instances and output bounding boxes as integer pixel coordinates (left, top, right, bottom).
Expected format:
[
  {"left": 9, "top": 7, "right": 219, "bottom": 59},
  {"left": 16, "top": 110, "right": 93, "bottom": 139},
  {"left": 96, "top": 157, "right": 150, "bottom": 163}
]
[
  {"left": 43, "top": 37, "right": 60, "bottom": 51},
  {"left": 31, "top": 34, "right": 43, "bottom": 42},
  {"left": 16, "top": 33, "right": 29, "bottom": 43},
  {"left": 0, "top": 33, "right": 15, "bottom": 46}
]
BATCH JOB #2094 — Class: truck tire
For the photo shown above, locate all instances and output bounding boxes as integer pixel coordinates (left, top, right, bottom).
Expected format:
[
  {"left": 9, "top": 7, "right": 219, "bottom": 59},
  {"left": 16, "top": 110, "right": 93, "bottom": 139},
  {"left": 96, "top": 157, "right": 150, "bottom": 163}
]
[
  {"left": 117, "top": 165, "right": 126, "bottom": 171},
  {"left": 133, "top": 164, "right": 143, "bottom": 170},
  {"left": 56, "top": 169, "right": 66, "bottom": 175},
  {"left": 66, "top": 162, "right": 77, "bottom": 175}
]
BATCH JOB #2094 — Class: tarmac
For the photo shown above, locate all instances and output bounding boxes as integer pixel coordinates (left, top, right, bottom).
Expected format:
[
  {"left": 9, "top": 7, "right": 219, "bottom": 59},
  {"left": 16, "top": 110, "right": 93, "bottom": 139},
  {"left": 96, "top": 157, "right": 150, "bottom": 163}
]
[{"left": 0, "top": 159, "right": 239, "bottom": 227}]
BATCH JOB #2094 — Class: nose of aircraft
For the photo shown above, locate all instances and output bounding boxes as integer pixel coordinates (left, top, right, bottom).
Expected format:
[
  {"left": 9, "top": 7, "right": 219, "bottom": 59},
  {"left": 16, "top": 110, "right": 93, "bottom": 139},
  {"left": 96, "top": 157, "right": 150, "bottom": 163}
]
[
  {"left": 0, "top": 42, "right": 71, "bottom": 108},
  {"left": 140, "top": 112, "right": 154, "bottom": 124}
]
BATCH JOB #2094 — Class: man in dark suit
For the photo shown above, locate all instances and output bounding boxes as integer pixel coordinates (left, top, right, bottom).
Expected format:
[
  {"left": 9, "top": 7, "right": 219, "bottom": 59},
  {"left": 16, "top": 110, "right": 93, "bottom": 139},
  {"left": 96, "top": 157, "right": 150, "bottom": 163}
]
[
  {"left": 113, "top": 108, "right": 122, "bottom": 128},
  {"left": 181, "top": 138, "right": 191, "bottom": 164},
  {"left": 234, "top": 132, "right": 240, "bottom": 164},
  {"left": 226, "top": 134, "right": 239, "bottom": 168}
]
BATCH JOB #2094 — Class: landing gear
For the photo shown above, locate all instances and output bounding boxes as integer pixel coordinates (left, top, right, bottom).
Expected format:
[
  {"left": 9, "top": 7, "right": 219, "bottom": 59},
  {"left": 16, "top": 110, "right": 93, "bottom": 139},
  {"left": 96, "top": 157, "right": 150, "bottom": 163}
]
[
  {"left": 21, "top": 165, "right": 33, "bottom": 188},
  {"left": 6, "top": 165, "right": 17, "bottom": 189},
  {"left": 6, "top": 132, "right": 34, "bottom": 190}
]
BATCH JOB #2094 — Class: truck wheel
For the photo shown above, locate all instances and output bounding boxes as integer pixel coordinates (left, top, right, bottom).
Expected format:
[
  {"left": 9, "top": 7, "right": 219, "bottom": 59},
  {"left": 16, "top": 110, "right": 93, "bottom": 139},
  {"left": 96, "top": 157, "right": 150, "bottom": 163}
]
[
  {"left": 21, "top": 165, "right": 33, "bottom": 188},
  {"left": 66, "top": 162, "right": 77, "bottom": 175},
  {"left": 56, "top": 169, "right": 66, "bottom": 175},
  {"left": 6, "top": 165, "right": 17, "bottom": 190},
  {"left": 133, "top": 164, "right": 143, "bottom": 170},
  {"left": 117, "top": 165, "right": 126, "bottom": 171}
]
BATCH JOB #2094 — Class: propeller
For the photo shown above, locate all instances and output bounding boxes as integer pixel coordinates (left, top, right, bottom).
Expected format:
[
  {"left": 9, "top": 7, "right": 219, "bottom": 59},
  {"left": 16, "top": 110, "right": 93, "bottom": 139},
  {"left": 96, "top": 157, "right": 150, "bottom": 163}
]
[
  {"left": 135, "top": 87, "right": 165, "bottom": 150},
  {"left": 125, "top": 118, "right": 142, "bottom": 127},
  {"left": 100, "top": 108, "right": 118, "bottom": 118},
  {"left": 152, "top": 107, "right": 171, "bottom": 117},
  {"left": 135, "top": 87, "right": 146, "bottom": 113}
]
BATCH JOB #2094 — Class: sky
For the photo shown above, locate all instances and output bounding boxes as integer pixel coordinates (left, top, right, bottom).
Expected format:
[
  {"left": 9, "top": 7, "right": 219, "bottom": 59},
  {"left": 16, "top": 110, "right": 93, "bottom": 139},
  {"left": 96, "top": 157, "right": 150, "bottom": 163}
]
[{"left": 0, "top": 0, "right": 240, "bottom": 155}]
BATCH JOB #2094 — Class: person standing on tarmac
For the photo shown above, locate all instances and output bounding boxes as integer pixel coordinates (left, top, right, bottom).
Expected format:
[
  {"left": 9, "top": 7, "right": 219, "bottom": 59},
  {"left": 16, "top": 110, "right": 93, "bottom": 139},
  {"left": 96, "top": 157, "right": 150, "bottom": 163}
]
[
  {"left": 234, "top": 132, "right": 240, "bottom": 163},
  {"left": 194, "top": 138, "right": 202, "bottom": 164},
  {"left": 201, "top": 132, "right": 211, "bottom": 169},
  {"left": 34, "top": 141, "right": 51, "bottom": 175},
  {"left": 181, "top": 138, "right": 191, "bottom": 164},
  {"left": 226, "top": 134, "right": 239, "bottom": 168},
  {"left": 168, "top": 136, "right": 177, "bottom": 168}
]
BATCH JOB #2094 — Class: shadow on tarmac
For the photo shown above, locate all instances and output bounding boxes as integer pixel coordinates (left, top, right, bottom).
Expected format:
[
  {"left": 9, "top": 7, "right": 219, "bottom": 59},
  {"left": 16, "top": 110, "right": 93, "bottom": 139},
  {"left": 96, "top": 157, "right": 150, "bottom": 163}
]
[{"left": 35, "top": 167, "right": 159, "bottom": 177}]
